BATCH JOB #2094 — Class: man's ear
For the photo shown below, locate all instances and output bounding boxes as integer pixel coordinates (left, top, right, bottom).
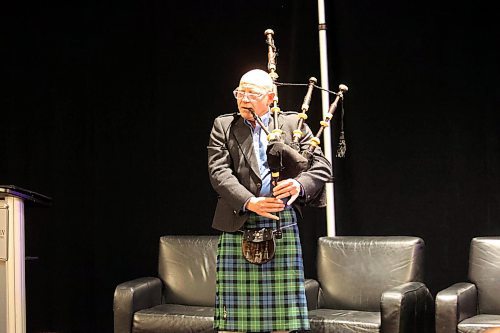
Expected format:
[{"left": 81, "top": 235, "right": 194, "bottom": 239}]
[{"left": 266, "top": 92, "right": 276, "bottom": 105}]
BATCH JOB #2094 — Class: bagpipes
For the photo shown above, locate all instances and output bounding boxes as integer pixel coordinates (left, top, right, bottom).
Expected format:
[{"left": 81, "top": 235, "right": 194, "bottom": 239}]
[
  {"left": 241, "top": 29, "right": 349, "bottom": 264},
  {"left": 257, "top": 28, "right": 348, "bottom": 187}
]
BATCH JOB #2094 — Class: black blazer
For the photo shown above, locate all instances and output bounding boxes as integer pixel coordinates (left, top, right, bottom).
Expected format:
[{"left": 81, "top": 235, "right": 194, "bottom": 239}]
[{"left": 207, "top": 111, "right": 332, "bottom": 232}]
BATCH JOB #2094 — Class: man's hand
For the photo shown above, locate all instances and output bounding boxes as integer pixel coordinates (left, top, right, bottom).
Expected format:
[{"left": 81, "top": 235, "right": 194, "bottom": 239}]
[
  {"left": 273, "top": 179, "right": 302, "bottom": 205},
  {"left": 245, "top": 197, "right": 285, "bottom": 220}
]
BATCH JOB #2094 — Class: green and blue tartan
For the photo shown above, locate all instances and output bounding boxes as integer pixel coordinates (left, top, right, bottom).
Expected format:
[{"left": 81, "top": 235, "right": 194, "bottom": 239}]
[{"left": 214, "top": 207, "right": 310, "bottom": 332}]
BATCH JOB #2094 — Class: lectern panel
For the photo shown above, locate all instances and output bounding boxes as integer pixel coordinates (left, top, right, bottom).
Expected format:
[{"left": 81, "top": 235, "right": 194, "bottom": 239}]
[
  {"left": 0, "top": 262, "right": 5, "bottom": 333},
  {"left": 0, "top": 203, "right": 7, "bottom": 261},
  {"left": 0, "top": 187, "right": 50, "bottom": 333},
  {"left": 0, "top": 202, "right": 7, "bottom": 333}
]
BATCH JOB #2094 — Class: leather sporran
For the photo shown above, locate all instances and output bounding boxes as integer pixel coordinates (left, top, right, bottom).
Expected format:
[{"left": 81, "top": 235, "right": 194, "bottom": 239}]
[{"left": 241, "top": 228, "right": 276, "bottom": 264}]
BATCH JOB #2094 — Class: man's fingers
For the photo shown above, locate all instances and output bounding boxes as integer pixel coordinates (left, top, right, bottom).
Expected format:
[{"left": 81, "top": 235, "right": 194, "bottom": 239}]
[
  {"left": 255, "top": 209, "right": 280, "bottom": 220},
  {"left": 273, "top": 179, "right": 300, "bottom": 197},
  {"left": 262, "top": 212, "right": 279, "bottom": 220},
  {"left": 275, "top": 192, "right": 289, "bottom": 199},
  {"left": 273, "top": 188, "right": 290, "bottom": 197},
  {"left": 263, "top": 202, "right": 285, "bottom": 209},
  {"left": 262, "top": 198, "right": 285, "bottom": 206},
  {"left": 259, "top": 206, "right": 284, "bottom": 213},
  {"left": 273, "top": 180, "right": 292, "bottom": 191}
]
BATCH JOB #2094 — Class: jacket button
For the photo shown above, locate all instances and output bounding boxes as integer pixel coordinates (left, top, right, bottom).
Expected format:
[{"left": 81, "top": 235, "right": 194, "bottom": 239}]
[
  {"left": 233, "top": 210, "right": 237, "bottom": 215},
  {"left": 257, "top": 183, "right": 262, "bottom": 188}
]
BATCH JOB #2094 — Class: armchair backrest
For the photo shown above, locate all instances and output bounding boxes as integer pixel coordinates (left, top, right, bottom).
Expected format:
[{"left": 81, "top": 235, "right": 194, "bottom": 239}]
[
  {"left": 158, "top": 235, "right": 219, "bottom": 307},
  {"left": 317, "top": 236, "right": 425, "bottom": 311},
  {"left": 468, "top": 237, "right": 500, "bottom": 314}
]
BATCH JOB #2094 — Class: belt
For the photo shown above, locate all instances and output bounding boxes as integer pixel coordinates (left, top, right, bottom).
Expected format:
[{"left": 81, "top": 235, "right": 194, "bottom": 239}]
[{"left": 239, "top": 223, "right": 297, "bottom": 234}]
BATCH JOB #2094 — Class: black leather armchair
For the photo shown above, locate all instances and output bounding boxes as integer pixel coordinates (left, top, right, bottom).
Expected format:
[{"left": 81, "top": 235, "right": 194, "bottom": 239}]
[
  {"left": 307, "top": 236, "right": 434, "bottom": 333},
  {"left": 113, "top": 235, "right": 219, "bottom": 333},
  {"left": 436, "top": 237, "right": 500, "bottom": 333}
]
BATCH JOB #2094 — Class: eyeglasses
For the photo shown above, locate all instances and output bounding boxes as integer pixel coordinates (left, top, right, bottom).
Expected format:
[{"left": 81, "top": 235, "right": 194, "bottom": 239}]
[{"left": 233, "top": 89, "right": 267, "bottom": 102}]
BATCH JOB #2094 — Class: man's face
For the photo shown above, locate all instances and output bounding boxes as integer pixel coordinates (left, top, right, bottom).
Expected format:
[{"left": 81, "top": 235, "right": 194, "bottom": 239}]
[{"left": 234, "top": 83, "right": 275, "bottom": 122}]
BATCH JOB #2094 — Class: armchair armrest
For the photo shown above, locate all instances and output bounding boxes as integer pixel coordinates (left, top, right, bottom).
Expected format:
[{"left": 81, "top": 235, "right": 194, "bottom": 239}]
[
  {"left": 381, "top": 281, "right": 434, "bottom": 333},
  {"left": 304, "top": 278, "right": 319, "bottom": 310},
  {"left": 113, "top": 277, "right": 163, "bottom": 333},
  {"left": 435, "top": 282, "right": 477, "bottom": 333}
]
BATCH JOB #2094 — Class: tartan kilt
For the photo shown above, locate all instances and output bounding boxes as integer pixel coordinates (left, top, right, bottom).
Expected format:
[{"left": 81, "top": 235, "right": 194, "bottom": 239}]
[{"left": 214, "top": 207, "right": 310, "bottom": 332}]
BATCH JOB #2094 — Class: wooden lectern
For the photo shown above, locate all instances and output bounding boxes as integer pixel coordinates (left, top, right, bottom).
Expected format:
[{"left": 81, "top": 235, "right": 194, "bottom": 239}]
[{"left": 0, "top": 186, "right": 51, "bottom": 333}]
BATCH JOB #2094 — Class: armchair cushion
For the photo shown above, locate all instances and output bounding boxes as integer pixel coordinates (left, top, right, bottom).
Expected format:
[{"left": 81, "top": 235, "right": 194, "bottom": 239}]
[
  {"left": 308, "top": 309, "right": 380, "bottom": 333},
  {"left": 457, "top": 315, "right": 500, "bottom": 333},
  {"left": 133, "top": 304, "right": 214, "bottom": 333}
]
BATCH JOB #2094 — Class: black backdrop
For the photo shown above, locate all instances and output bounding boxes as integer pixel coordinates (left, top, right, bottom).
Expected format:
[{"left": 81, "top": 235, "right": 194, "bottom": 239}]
[{"left": 3, "top": 1, "right": 499, "bottom": 332}]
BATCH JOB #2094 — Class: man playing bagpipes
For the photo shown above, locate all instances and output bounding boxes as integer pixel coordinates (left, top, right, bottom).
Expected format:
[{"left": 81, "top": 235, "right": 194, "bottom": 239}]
[{"left": 208, "top": 68, "right": 332, "bottom": 333}]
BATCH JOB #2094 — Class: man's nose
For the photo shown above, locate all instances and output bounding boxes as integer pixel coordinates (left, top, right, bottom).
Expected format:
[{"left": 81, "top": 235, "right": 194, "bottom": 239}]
[{"left": 241, "top": 93, "right": 251, "bottom": 102}]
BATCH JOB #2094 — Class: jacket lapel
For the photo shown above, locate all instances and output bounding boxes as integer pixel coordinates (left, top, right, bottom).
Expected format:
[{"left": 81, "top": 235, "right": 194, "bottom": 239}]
[{"left": 232, "top": 116, "right": 261, "bottom": 179}]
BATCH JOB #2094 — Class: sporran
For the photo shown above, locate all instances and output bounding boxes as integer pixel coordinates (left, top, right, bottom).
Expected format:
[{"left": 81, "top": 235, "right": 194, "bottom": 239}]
[{"left": 241, "top": 227, "right": 276, "bottom": 264}]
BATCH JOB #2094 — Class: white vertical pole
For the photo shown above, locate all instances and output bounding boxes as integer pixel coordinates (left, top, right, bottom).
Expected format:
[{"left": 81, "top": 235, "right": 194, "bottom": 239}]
[{"left": 317, "top": 0, "right": 336, "bottom": 236}]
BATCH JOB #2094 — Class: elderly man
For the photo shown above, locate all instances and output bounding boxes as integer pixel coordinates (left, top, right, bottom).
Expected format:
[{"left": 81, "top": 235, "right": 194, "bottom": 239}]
[{"left": 208, "top": 69, "right": 331, "bottom": 333}]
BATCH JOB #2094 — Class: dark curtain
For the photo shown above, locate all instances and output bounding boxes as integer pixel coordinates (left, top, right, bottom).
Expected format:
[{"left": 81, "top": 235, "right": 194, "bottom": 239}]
[{"left": 3, "top": 0, "right": 498, "bottom": 332}]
